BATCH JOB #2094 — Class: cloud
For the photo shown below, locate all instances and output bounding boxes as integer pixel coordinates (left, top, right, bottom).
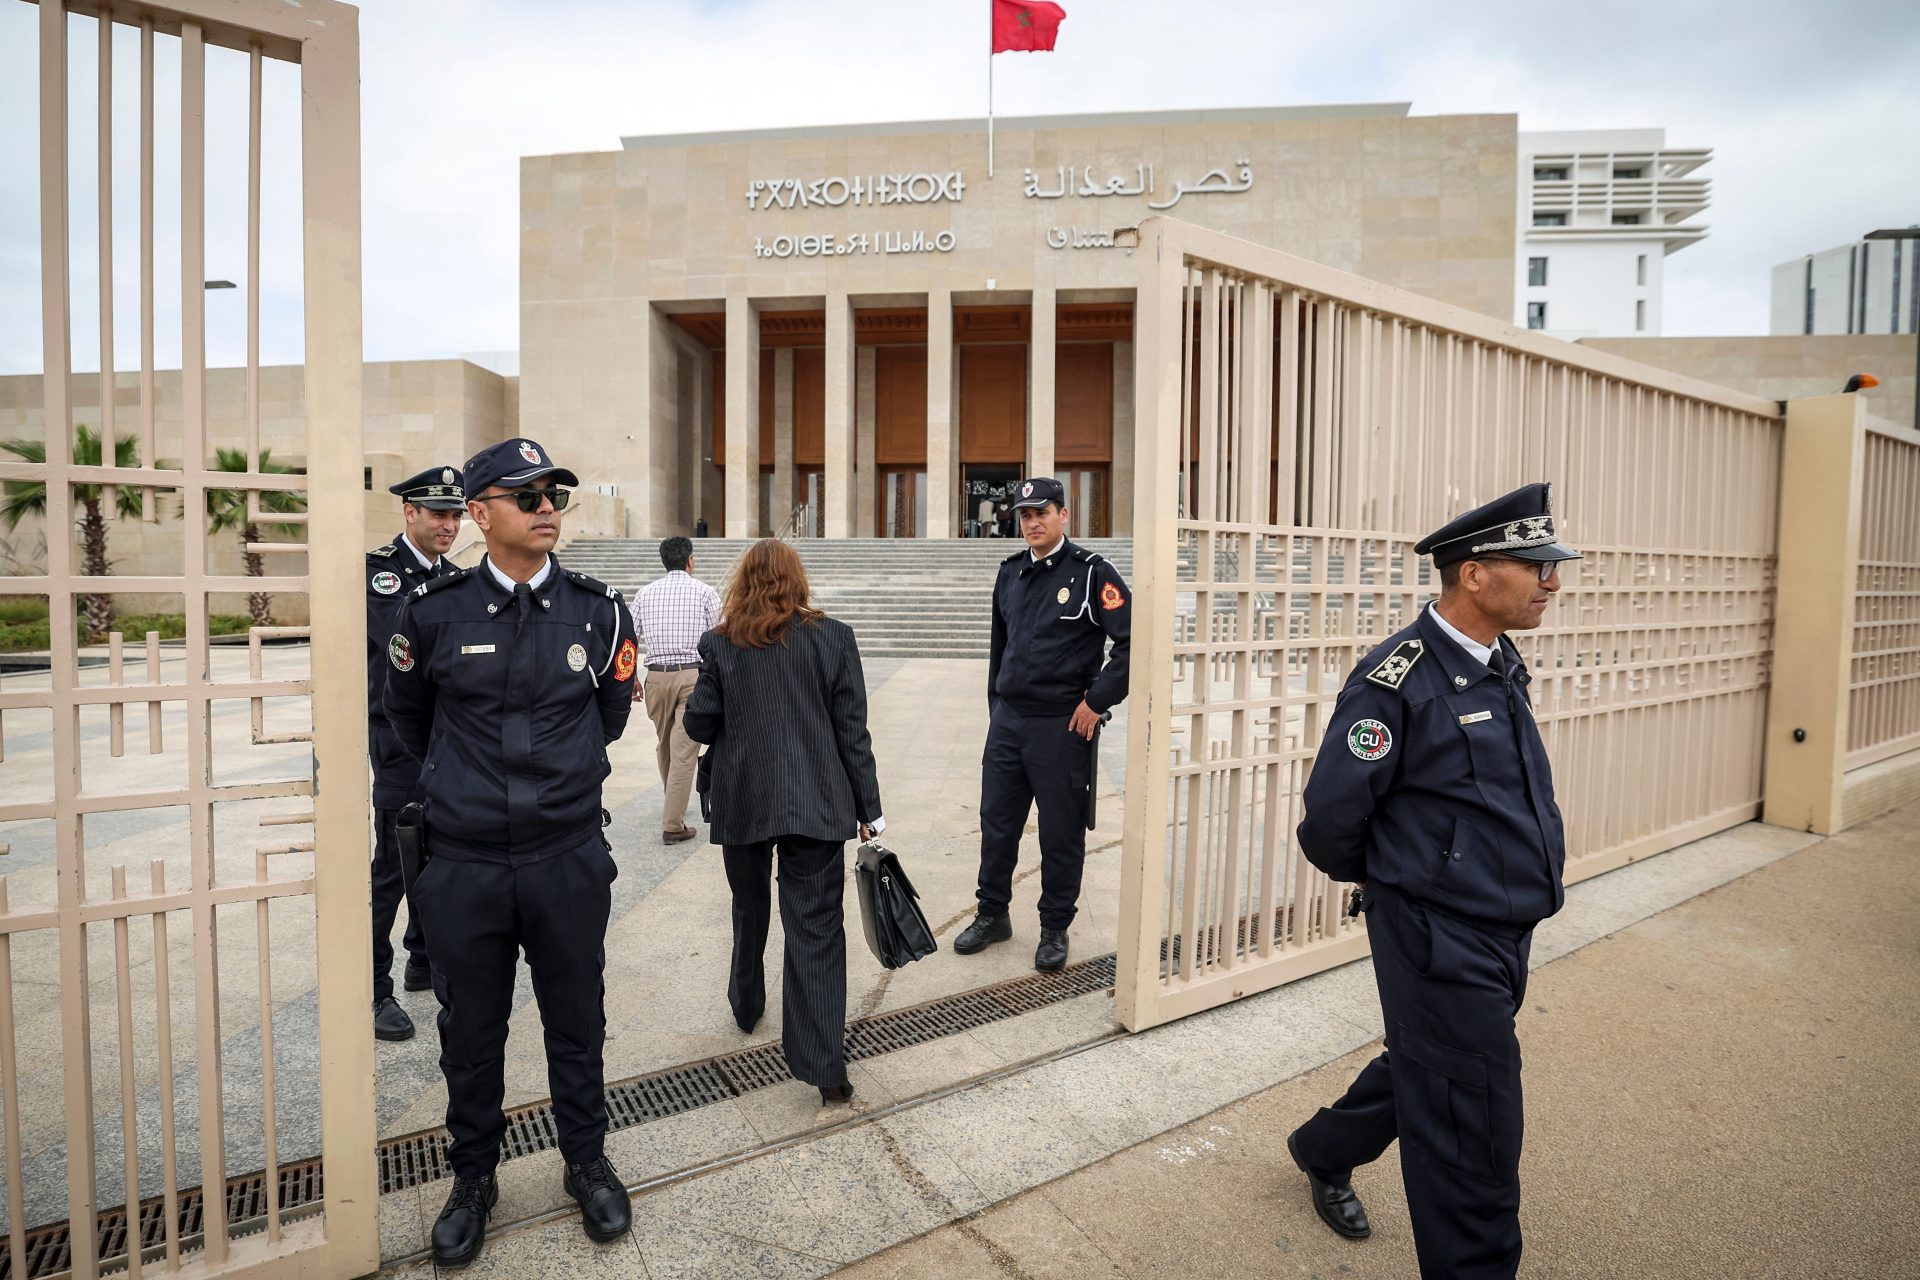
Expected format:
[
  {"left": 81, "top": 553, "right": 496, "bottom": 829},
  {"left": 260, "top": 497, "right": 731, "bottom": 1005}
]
[{"left": 2, "top": 0, "right": 1916, "bottom": 375}]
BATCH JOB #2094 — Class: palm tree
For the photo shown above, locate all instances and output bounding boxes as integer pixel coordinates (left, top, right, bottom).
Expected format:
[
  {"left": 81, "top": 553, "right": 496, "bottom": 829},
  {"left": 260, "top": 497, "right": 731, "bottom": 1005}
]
[
  {"left": 207, "top": 447, "right": 306, "bottom": 628},
  {"left": 0, "top": 425, "right": 144, "bottom": 644}
]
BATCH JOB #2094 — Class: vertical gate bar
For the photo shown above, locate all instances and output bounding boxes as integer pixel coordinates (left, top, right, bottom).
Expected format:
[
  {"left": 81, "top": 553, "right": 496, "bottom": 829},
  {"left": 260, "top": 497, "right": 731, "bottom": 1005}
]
[
  {"left": 139, "top": 16, "right": 157, "bottom": 523},
  {"left": 111, "top": 631, "right": 126, "bottom": 756},
  {"left": 44, "top": 2, "right": 106, "bottom": 1273},
  {"left": 111, "top": 867, "right": 143, "bottom": 1279},
  {"left": 301, "top": 5, "right": 382, "bottom": 1266},
  {"left": 0, "top": 880, "right": 26, "bottom": 1280},
  {"left": 148, "top": 861, "right": 180, "bottom": 1268},
  {"left": 180, "top": 20, "right": 230, "bottom": 1265},
  {"left": 146, "top": 630, "right": 164, "bottom": 753},
  {"left": 254, "top": 852, "right": 280, "bottom": 1242},
  {"left": 99, "top": 7, "right": 119, "bottom": 516},
  {"left": 246, "top": 42, "right": 262, "bottom": 472}
]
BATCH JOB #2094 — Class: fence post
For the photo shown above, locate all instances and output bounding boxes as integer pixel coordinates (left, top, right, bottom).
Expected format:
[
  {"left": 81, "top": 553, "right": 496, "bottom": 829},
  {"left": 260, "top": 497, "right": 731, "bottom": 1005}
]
[{"left": 1761, "top": 393, "right": 1866, "bottom": 834}]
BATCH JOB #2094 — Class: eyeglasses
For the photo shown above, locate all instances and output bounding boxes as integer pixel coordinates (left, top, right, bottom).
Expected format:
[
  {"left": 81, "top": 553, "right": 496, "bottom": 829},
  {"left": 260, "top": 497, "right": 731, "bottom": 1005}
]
[
  {"left": 475, "top": 487, "right": 570, "bottom": 514},
  {"left": 1478, "top": 555, "right": 1560, "bottom": 583}
]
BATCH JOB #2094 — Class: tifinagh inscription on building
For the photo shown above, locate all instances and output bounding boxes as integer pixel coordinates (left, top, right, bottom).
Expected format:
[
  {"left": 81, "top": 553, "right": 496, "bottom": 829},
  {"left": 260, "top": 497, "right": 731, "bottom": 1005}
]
[
  {"left": 753, "top": 230, "right": 958, "bottom": 259},
  {"left": 745, "top": 172, "right": 967, "bottom": 209}
]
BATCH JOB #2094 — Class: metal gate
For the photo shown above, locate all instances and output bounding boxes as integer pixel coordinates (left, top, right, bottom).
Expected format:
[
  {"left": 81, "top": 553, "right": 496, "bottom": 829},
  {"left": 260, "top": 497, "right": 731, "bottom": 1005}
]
[
  {"left": 1116, "top": 218, "right": 1784, "bottom": 1031},
  {"left": 2, "top": 1, "right": 372, "bottom": 1275}
]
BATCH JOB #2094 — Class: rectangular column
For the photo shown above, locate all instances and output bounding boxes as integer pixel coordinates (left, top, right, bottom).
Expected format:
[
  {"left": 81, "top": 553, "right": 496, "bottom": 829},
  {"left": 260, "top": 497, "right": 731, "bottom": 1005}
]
[
  {"left": 724, "top": 294, "right": 760, "bottom": 539},
  {"left": 926, "top": 287, "right": 957, "bottom": 538},
  {"left": 624, "top": 300, "right": 654, "bottom": 538},
  {"left": 1111, "top": 337, "right": 1135, "bottom": 535},
  {"left": 1761, "top": 392, "right": 1868, "bottom": 834},
  {"left": 773, "top": 346, "right": 795, "bottom": 533},
  {"left": 1028, "top": 285, "right": 1056, "bottom": 478},
  {"left": 825, "top": 293, "right": 856, "bottom": 538},
  {"left": 856, "top": 346, "right": 877, "bottom": 537}
]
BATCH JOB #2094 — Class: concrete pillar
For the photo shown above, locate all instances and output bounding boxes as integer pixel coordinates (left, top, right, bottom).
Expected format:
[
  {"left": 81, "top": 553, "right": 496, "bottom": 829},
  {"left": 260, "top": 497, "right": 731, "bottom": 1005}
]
[
  {"left": 1028, "top": 286, "right": 1056, "bottom": 479},
  {"left": 856, "top": 346, "right": 877, "bottom": 538},
  {"left": 926, "top": 288, "right": 957, "bottom": 538},
  {"left": 773, "top": 347, "right": 795, "bottom": 534},
  {"left": 623, "top": 301, "right": 654, "bottom": 539},
  {"left": 825, "top": 293, "right": 856, "bottom": 538},
  {"left": 1761, "top": 392, "right": 1868, "bottom": 835},
  {"left": 1111, "top": 338, "right": 1135, "bottom": 536},
  {"left": 724, "top": 295, "right": 760, "bottom": 539}
]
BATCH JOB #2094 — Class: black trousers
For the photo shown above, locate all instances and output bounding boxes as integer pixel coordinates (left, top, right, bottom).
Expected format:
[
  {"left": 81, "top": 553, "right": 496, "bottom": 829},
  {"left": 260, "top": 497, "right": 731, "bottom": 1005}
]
[
  {"left": 370, "top": 806, "right": 429, "bottom": 1002},
  {"left": 1291, "top": 889, "right": 1533, "bottom": 1279},
  {"left": 721, "top": 836, "right": 848, "bottom": 1090},
  {"left": 413, "top": 835, "right": 616, "bottom": 1177},
  {"left": 977, "top": 702, "right": 1093, "bottom": 930}
]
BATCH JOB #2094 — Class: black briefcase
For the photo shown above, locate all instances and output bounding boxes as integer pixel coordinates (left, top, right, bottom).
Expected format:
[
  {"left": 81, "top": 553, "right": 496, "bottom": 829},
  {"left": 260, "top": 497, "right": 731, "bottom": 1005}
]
[
  {"left": 853, "top": 840, "right": 938, "bottom": 969},
  {"left": 696, "top": 749, "right": 712, "bottom": 822}
]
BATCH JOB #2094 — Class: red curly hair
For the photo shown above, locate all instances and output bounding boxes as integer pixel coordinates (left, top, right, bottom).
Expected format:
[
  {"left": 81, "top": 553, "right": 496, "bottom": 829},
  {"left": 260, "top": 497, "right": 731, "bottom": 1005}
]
[{"left": 714, "top": 538, "right": 822, "bottom": 649}]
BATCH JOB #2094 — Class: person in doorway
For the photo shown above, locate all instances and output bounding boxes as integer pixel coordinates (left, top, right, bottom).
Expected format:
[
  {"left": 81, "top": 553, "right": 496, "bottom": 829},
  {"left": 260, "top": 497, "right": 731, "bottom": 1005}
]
[
  {"left": 365, "top": 465, "right": 464, "bottom": 1043},
  {"left": 957, "top": 476, "right": 1130, "bottom": 972},
  {"left": 631, "top": 535, "right": 721, "bottom": 844},
  {"left": 683, "top": 539, "right": 884, "bottom": 1106},
  {"left": 384, "top": 438, "right": 641, "bottom": 1266},
  {"left": 1285, "top": 482, "right": 1581, "bottom": 1279}
]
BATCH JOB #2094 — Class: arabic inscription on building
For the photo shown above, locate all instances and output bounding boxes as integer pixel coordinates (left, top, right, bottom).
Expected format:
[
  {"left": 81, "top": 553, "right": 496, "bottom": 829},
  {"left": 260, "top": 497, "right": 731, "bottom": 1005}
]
[{"left": 1022, "top": 160, "right": 1254, "bottom": 212}]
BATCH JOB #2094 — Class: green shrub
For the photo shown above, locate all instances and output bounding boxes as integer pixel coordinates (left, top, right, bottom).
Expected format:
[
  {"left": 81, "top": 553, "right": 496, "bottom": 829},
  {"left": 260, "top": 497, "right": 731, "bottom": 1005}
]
[{"left": 0, "top": 611, "right": 253, "bottom": 652}]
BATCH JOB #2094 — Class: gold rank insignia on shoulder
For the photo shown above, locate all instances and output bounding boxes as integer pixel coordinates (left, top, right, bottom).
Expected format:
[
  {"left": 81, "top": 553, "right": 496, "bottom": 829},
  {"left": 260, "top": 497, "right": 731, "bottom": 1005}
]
[{"left": 1365, "top": 638, "right": 1424, "bottom": 691}]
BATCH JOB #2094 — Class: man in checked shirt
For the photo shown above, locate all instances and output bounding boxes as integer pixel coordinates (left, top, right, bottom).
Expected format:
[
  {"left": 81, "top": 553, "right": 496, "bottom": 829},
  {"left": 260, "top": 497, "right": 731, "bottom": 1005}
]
[{"left": 631, "top": 535, "right": 722, "bottom": 844}]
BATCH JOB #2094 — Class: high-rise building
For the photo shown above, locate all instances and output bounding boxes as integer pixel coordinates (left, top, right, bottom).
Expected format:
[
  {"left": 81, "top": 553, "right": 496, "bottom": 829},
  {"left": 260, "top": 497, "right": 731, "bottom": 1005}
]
[
  {"left": 1515, "top": 128, "right": 1711, "bottom": 340},
  {"left": 1770, "top": 233, "right": 1920, "bottom": 336}
]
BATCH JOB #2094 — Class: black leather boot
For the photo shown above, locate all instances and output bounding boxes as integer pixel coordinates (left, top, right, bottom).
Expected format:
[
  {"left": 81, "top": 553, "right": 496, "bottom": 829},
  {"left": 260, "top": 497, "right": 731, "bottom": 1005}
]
[
  {"left": 1034, "top": 927, "right": 1069, "bottom": 972},
  {"left": 430, "top": 1173, "right": 497, "bottom": 1268},
  {"left": 372, "top": 996, "right": 415, "bottom": 1041},
  {"left": 564, "top": 1155, "right": 632, "bottom": 1243},
  {"left": 402, "top": 959, "right": 434, "bottom": 992},
  {"left": 953, "top": 912, "right": 1013, "bottom": 954},
  {"left": 1288, "top": 1130, "right": 1371, "bottom": 1239}
]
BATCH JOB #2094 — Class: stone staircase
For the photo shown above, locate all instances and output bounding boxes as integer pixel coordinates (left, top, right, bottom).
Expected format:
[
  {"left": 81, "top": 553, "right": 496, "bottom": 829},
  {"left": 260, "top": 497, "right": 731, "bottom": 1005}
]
[{"left": 560, "top": 537, "right": 1135, "bottom": 660}]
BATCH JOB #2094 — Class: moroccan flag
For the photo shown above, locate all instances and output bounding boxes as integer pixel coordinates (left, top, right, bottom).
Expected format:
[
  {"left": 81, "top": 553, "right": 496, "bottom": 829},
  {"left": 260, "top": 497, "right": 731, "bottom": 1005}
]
[{"left": 991, "top": 0, "right": 1066, "bottom": 53}]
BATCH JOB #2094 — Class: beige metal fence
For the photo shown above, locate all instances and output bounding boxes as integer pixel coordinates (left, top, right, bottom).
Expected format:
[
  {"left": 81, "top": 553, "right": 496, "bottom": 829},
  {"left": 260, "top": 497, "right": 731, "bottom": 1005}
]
[
  {"left": 2, "top": 2, "right": 371, "bottom": 1276},
  {"left": 1847, "top": 422, "right": 1920, "bottom": 768},
  {"left": 1117, "top": 218, "right": 1785, "bottom": 1031}
]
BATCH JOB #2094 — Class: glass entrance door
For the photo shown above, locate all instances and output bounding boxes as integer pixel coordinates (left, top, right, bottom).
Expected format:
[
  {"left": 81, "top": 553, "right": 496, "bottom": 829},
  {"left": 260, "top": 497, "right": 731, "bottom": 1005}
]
[
  {"left": 1062, "top": 467, "right": 1110, "bottom": 538},
  {"left": 797, "top": 468, "right": 824, "bottom": 537},
  {"left": 963, "top": 464, "right": 1022, "bottom": 539},
  {"left": 880, "top": 469, "right": 926, "bottom": 538}
]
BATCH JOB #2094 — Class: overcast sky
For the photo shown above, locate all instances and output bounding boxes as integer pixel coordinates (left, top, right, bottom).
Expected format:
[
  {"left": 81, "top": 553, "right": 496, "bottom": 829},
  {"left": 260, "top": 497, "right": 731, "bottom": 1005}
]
[{"left": 1, "top": 0, "right": 1916, "bottom": 375}]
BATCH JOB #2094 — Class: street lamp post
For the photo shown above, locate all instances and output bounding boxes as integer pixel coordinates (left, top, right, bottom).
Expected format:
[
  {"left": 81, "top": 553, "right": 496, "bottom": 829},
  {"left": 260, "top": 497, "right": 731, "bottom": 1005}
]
[{"left": 1864, "top": 227, "right": 1920, "bottom": 434}]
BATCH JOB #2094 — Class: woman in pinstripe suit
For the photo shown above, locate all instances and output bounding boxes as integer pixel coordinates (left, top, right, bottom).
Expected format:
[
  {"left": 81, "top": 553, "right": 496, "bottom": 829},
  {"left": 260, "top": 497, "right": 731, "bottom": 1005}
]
[{"left": 684, "top": 539, "right": 885, "bottom": 1106}]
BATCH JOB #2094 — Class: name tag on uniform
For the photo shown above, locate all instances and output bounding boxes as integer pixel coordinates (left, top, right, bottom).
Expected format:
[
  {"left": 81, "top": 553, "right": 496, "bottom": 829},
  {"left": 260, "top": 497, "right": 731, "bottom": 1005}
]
[
  {"left": 460, "top": 644, "right": 496, "bottom": 655},
  {"left": 1458, "top": 710, "right": 1492, "bottom": 725}
]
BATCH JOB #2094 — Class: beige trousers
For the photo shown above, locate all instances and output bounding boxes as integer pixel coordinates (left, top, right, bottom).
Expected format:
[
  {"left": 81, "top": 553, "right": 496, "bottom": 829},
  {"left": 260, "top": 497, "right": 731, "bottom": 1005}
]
[{"left": 642, "top": 666, "right": 702, "bottom": 833}]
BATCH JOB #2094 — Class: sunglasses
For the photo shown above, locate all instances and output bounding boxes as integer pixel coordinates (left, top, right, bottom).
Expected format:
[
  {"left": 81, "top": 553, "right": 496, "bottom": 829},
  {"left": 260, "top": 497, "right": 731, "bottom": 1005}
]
[
  {"left": 475, "top": 487, "right": 571, "bottom": 514},
  {"left": 1477, "top": 555, "right": 1560, "bottom": 583}
]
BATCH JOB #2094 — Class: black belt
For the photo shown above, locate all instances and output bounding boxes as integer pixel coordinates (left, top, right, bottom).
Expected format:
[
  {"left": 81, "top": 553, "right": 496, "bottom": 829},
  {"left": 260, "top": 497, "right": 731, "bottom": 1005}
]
[{"left": 646, "top": 661, "right": 702, "bottom": 673}]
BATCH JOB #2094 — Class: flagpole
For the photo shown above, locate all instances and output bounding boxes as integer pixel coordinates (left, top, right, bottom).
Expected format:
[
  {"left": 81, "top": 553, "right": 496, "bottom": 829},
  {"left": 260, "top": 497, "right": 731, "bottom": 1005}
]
[{"left": 987, "top": 28, "right": 995, "bottom": 177}]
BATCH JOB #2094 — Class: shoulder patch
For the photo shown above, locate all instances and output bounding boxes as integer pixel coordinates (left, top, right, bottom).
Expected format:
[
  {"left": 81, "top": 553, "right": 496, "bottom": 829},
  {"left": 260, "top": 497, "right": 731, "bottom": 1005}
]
[
  {"left": 1365, "top": 638, "right": 1425, "bottom": 691},
  {"left": 368, "top": 544, "right": 397, "bottom": 559},
  {"left": 566, "top": 569, "right": 623, "bottom": 602},
  {"left": 409, "top": 568, "right": 469, "bottom": 599}
]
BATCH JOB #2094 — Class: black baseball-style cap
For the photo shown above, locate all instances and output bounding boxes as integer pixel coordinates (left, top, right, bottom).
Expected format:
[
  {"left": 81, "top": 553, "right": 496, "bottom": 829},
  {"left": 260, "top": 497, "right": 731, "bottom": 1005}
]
[
  {"left": 462, "top": 438, "right": 580, "bottom": 500},
  {"left": 1414, "top": 482, "right": 1582, "bottom": 570},
  {"left": 389, "top": 466, "right": 465, "bottom": 511},
  {"left": 1010, "top": 476, "right": 1067, "bottom": 510}
]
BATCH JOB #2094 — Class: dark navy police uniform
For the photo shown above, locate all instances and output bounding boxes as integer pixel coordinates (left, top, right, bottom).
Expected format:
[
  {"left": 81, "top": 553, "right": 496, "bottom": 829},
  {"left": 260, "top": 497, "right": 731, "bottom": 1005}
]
[
  {"left": 367, "top": 466, "right": 464, "bottom": 1005},
  {"left": 383, "top": 448, "right": 640, "bottom": 1180},
  {"left": 1289, "top": 482, "right": 1579, "bottom": 1279},
  {"left": 977, "top": 478, "right": 1131, "bottom": 931}
]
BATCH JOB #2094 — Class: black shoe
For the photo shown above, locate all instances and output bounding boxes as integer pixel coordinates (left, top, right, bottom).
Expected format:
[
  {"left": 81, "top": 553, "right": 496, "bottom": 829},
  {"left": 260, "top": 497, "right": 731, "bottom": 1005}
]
[
  {"left": 372, "top": 996, "right": 415, "bottom": 1042},
  {"left": 1035, "top": 928, "right": 1069, "bottom": 972},
  {"left": 403, "top": 959, "right": 433, "bottom": 992},
  {"left": 953, "top": 912, "right": 1013, "bottom": 954},
  {"left": 819, "top": 1083, "right": 855, "bottom": 1106},
  {"left": 1288, "top": 1130, "right": 1370, "bottom": 1240},
  {"left": 564, "top": 1156, "right": 632, "bottom": 1243},
  {"left": 430, "top": 1173, "right": 497, "bottom": 1268}
]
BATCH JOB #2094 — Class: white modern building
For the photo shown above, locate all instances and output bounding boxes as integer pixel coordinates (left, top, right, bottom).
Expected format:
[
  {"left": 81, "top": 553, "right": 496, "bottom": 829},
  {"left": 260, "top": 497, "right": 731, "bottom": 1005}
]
[
  {"left": 1515, "top": 128, "right": 1711, "bottom": 340},
  {"left": 1770, "top": 232, "right": 1920, "bottom": 336}
]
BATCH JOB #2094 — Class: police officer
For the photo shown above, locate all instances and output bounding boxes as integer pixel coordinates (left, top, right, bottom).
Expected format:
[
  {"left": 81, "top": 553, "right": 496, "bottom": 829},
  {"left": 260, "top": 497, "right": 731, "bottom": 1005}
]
[
  {"left": 1285, "top": 482, "right": 1580, "bottom": 1279},
  {"left": 956, "top": 476, "right": 1130, "bottom": 972},
  {"left": 367, "top": 466, "right": 464, "bottom": 1042},
  {"left": 383, "top": 439, "right": 641, "bottom": 1265}
]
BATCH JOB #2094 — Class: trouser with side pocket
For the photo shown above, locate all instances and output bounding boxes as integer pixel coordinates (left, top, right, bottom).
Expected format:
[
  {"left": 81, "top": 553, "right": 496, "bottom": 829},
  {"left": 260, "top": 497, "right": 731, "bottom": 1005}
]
[{"left": 1289, "top": 887, "right": 1533, "bottom": 1280}]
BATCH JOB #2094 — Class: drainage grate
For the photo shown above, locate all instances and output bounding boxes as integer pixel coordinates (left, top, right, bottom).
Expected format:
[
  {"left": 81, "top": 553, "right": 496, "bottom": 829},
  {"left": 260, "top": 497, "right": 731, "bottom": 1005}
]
[{"left": 9, "top": 951, "right": 1118, "bottom": 1279}]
